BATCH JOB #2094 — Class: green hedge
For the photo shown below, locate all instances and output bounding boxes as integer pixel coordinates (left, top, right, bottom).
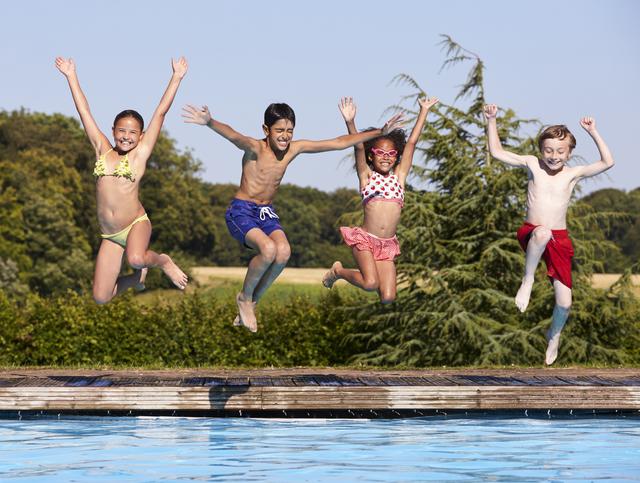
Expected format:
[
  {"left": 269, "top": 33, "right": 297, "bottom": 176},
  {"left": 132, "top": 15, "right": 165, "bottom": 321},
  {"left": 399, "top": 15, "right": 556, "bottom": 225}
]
[{"left": 0, "top": 290, "right": 362, "bottom": 367}]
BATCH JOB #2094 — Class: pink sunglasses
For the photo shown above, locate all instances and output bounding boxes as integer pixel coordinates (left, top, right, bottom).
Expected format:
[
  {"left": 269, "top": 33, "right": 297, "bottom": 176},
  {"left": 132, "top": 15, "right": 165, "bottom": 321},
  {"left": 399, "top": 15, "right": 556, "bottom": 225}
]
[{"left": 370, "top": 148, "right": 398, "bottom": 158}]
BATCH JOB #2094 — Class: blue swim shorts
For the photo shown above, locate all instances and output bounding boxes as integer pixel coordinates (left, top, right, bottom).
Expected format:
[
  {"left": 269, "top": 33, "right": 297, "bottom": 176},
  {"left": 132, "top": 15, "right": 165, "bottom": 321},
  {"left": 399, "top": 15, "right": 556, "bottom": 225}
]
[{"left": 225, "top": 198, "right": 284, "bottom": 247}]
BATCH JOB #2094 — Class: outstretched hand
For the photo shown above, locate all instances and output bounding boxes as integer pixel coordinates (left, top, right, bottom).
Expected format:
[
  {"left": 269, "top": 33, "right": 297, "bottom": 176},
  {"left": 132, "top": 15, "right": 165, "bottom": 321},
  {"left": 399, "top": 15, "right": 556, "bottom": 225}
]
[
  {"left": 382, "top": 113, "right": 404, "bottom": 135},
  {"left": 418, "top": 96, "right": 439, "bottom": 110},
  {"left": 338, "top": 97, "right": 356, "bottom": 123},
  {"left": 580, "top": 116, "right": 597, "bottom": 133},
  {"left": 55, "top": 57, "right": 76, "bottom": 77},
  {"left": 182, "top": 104, "right": 212, "bottom": 125},
  {"left": 483, "top": 104, "right": 498, "bottom": 120},
  {"left": 172, "top": 57, "right": 188, "bottom": 79}
]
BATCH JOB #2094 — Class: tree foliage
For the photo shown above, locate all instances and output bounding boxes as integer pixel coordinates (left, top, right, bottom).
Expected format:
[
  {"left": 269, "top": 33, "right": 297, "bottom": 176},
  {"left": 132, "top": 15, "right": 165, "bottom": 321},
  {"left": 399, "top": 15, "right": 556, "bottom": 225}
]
[
  {"left": 580, "top": 188, "right": 640, "bottom": 272},
  {"left": 0, "top": 109, "right": 359, "bottom": 297},
  {"left": 346, "top": 36, "right": 640, "bottom": 367}
]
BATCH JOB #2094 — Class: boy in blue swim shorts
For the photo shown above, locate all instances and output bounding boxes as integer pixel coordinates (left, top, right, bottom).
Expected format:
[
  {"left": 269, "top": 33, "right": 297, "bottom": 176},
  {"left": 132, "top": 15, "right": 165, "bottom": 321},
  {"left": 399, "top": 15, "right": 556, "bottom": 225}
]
[
  {"left": 225, "top": 200, "right": 282, "bottom": 248},
  {"left": 184, "top": 102, "right": 403, "bottom": 332}
]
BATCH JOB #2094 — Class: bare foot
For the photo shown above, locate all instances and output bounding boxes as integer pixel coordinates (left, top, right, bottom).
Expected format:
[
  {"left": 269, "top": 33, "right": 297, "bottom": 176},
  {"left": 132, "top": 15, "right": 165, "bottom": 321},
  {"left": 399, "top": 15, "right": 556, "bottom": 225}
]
[
  {"left": 134, "top": 268, "right": 148, "bottom": 292},
  {"left": 233, "top": 314, "right": 242, "bottom": 327},
  {"left": 158, "top": 254, "right": 188, "bottom": 290},
  {"left": 515, "top": 276, "right": 534, "bottom": 312},
  {"left": 322, "top": 261, "right": 342, "bottom": 289},
  {"left": 545, "top": 329, "right": 562, "bottom": 365},
  {"left": 236, "top": 293, "right": 257, "bottom": 332}
]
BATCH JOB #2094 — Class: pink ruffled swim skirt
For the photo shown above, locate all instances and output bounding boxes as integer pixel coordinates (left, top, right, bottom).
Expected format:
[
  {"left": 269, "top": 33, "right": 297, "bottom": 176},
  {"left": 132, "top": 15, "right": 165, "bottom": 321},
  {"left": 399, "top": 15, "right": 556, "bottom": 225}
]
[{"left": 339, "top": 226, "right": 400, "bottom": 261}]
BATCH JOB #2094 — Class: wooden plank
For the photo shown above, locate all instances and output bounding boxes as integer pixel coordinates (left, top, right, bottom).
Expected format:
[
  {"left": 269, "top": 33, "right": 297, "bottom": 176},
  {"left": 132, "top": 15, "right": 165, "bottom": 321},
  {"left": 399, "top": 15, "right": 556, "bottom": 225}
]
[
  {"left": 225, "top": 377, "right": 250, "bottom": 386},
  {"left": 202, "top": 377, "right": 226, "bottom": 386},
  {"left": 311, "top": 375, "right": 342, "bottom": 386},
  {"left": 2, "top": 385, "right": 639, "bottom": 411},
  {"left": 290, "top": 376, "right": 319, "bottom": 386},
  {"left": 334, "top": 376, "right": 364, "bottom": 386},
  {"left": 356, "top": 376, "right": 388, "bottom": 386},
  {"left": 248, "top": 377, "right": 273, "bottom": 387},
  {"left": 268, "top": 377, "right": 297, "bottom": 387},
  {"left": 2, "top": 369, "right": 639, "bottom": 415}
]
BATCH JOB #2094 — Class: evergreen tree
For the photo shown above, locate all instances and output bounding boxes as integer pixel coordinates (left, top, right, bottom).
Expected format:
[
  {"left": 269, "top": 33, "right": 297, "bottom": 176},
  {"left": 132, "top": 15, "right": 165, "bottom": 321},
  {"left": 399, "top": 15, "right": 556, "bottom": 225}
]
[{"left": 347, "top": 36, "right": 640, "bottom": 366}]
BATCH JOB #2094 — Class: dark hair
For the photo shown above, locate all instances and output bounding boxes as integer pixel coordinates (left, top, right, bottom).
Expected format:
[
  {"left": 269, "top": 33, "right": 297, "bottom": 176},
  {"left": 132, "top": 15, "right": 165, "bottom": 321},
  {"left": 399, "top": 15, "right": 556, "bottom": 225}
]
[
  {"left": 538, "top": 125, "right": 576, "bottom": 152},
  {"left": 113, "top": 110, "right": 144, "bottom": 131},
  {"left": 264, "top": 103, "right": 296, "bottom": 128},
  {"left": 362, "top": 128, "right": 407, "bottom": 169}
]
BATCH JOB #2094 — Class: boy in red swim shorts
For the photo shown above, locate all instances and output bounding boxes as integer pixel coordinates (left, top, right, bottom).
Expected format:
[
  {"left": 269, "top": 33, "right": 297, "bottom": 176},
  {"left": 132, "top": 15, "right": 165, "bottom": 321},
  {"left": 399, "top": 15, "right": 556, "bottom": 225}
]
[{"left": 484, "top": 104, "right": 615, "bottom": 365}]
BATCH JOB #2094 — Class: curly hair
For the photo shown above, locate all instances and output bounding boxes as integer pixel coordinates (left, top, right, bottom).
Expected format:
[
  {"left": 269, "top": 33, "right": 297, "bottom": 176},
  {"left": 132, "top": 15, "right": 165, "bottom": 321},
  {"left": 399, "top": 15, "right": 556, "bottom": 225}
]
[{"left": 361, "top": 128, "right": 407, "bottom": 169}]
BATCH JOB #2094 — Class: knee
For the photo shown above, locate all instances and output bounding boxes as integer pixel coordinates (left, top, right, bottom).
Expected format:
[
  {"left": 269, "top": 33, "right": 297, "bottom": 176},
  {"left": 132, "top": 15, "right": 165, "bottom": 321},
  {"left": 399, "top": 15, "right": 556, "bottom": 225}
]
[
  {"left": 258, "top": 240, "right": 277, "bottom": 263},
  {"left": 93, "top": 289, "right": 112, "bottom": 305},
  {"left": 274, "top": 242, "right": 291, "bottom": 265},
  {"left": 532, "top": 227, "right": 552, "bottom": 244},
  {"left": 380, "top": 292, "right": 396, "bottom": 305},
  {"left": 556, "top": 300, "right": 572, "bottom": 312},
  {"left": 127, "top": 252, "right": 146, "bottom": 269},
  {"left": 362, "top": 278, "right": 379, "bottom": 292}
]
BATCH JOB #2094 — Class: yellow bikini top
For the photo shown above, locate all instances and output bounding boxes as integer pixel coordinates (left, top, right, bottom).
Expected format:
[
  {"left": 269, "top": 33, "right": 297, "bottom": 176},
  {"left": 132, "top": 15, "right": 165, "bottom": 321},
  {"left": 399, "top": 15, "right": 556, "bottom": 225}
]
[{"left": 93, "top": 149, "right": 136, "bottom": 182}]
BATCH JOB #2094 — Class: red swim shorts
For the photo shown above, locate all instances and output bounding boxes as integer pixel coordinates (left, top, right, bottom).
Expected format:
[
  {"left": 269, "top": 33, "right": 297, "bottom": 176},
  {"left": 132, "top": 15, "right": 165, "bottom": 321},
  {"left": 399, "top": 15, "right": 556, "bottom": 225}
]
[
  {"left": 516, "top": 222, "right": 574, "bottom": 289},
  {"left": 340, "top": 226, "right": 401, "bottom": 262}
]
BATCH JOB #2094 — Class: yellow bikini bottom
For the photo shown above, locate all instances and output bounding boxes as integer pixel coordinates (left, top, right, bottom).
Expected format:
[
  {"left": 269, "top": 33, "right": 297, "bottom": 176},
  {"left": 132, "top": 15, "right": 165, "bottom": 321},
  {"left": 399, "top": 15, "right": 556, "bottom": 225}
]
[{"left": 101, "top": 213, "right": 149, "bottom": 248}]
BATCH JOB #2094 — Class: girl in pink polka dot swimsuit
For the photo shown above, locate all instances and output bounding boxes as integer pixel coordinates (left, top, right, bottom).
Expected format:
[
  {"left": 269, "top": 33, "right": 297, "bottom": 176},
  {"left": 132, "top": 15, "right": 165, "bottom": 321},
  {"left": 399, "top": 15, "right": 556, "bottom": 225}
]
[{"left": 323, "top": 95, "right": 438, "bottom": 303}]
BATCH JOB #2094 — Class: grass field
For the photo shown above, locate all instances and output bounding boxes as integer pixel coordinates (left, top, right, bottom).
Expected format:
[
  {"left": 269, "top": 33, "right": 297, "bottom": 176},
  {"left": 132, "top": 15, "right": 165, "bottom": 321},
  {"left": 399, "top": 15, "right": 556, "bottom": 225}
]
[
  {"left": 136, "top": 268, "right": 640, "bottom": 305},
  {"left": 191, "top": 267, "right": 639, "bottom": 289},
  {"left": 136, "top": 267, "right": 365, "bottom": 305}
]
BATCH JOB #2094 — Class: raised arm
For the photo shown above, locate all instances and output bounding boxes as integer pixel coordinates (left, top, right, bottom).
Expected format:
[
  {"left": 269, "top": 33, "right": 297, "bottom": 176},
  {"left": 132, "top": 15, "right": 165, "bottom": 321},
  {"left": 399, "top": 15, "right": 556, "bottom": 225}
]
[
  {"left": 182, "top": 104, "right": 259, "bottom": 153},
  {"left": 55, "top": 57, "right": 110, "bottom": 155},
  {"left": 395, "top": 95, "right": 439, "bottom": 183},
  {"left": 294, "top": 113, "right": 404, "bottom": 155},
  {"left": 573, "top": 117, "right": 615, "bottom": 179},
  {"left": 135, "top": 57, "right": 188, "bottom": 160},
  {"left": 338, "top": 97, "right": 369, "bottom": 180},
  {"left": 483, "top": 104, "right": 532, "bottom": 168}
]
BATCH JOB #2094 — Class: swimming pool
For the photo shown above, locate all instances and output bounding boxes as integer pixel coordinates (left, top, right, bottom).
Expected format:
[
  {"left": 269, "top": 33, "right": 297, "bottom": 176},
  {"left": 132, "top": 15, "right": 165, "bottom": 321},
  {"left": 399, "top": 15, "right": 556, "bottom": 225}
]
[{"left": 2, "top": 416, "right": 639, "bottom": 481}]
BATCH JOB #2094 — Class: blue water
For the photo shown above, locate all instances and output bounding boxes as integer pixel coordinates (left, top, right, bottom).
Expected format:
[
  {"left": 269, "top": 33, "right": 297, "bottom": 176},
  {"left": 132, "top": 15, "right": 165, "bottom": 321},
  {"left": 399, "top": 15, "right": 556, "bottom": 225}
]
[{"left": 1, "top": 416, "right": 639, "bottom": 482}]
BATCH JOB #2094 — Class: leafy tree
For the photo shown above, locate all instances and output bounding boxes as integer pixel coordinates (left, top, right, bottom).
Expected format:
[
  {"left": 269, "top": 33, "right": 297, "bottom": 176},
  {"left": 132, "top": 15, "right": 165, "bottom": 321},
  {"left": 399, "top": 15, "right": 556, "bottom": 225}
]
[
  {"left": 581, "top": 188, "right": 640, "bottom": 272},
  {"left": 346, "top": 36, "right": 640, "bottom": 366}
]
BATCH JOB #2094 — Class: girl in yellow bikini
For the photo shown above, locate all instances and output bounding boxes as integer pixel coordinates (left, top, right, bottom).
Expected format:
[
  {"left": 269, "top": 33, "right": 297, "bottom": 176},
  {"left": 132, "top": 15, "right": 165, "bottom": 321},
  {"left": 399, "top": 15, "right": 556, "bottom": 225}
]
[{"left": 55, "top": 57, "right": 189, "bottom": 303}]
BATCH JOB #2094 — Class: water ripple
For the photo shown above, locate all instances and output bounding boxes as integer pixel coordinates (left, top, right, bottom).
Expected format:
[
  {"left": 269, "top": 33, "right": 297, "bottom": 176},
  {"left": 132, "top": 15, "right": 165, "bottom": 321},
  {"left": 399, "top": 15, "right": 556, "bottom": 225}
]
[{"left": 1, "top": 416, "right": 639, "bottom": 481}]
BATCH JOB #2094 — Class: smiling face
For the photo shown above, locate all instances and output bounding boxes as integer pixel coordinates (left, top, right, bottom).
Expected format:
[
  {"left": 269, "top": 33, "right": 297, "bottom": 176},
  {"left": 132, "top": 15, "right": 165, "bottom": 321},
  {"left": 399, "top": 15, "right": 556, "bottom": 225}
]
[
  {"left": 112, "top": 117, "right": 142, "bottom": 153},
  {"left": 540, "top": 137, "right": 572, "bottom": 171},
  {"left": 368, "top": 138, "right": 398, "bottom": 174},
  {"left": 264, "top": 119, "right": 294, "bottom": 153}
]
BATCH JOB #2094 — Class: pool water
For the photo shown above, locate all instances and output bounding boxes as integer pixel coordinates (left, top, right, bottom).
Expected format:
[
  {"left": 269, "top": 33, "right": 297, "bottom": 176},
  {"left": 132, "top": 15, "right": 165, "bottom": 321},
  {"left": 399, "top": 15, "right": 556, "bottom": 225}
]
[{"left": 1, "top": 416, "right": 639, "bottom": 481}]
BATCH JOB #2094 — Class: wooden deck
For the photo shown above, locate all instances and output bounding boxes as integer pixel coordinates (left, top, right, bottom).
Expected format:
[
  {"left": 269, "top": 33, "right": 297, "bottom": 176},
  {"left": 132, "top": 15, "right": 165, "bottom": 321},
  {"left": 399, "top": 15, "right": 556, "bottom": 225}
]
[{"left": 1, "top": 368, "right": 639, "bottom": 418}]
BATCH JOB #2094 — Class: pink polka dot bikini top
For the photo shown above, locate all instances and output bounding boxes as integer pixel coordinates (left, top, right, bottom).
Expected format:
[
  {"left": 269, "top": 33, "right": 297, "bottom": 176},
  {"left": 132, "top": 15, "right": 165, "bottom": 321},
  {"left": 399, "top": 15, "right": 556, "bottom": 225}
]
[{"left": 360, "top": 171, "right": 404, "bottom": 207}]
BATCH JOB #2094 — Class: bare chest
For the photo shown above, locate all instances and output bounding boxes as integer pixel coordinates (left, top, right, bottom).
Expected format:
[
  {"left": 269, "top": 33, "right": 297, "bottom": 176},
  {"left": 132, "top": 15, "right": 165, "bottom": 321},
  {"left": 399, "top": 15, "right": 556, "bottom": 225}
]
[{"left": 528, "top": 167, "right": 576, "bottom": 200}]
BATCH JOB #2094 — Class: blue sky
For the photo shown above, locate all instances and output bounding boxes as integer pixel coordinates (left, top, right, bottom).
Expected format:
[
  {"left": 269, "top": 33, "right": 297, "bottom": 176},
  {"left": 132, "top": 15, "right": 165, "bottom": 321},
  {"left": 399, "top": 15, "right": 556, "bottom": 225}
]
[{"left": 3, "top": 0, "right": 638, "bottom": 195}]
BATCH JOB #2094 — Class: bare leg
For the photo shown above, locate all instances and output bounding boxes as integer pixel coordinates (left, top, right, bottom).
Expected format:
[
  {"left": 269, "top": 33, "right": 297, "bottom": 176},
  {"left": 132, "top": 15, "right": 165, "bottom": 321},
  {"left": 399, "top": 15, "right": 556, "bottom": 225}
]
[
  {"left": 93, "top": 240, "right": 125, "bottom": 304},
  {"left": 375, "top": 260, "right": 397, "bottom": 304},
  {"left": 545, "top": 279, "right": 572, "bottom": 365},
  {"left": 234, "top": 230, "right": 291, "bottom": 330},
  {"left": 233, "top": 229, "right": 278, "bottom": 332},
  {"left": 516, "top": 226, "right": 552, "bottom": 312},
  {"left": 331, "top": 248, "right": 380, "bottom": 293},
  {"left": 126, "top": 219, "right": 188, "bottom": 290},
  {"left": 252, "top": 230, "right": 291, "bottom": 301}
]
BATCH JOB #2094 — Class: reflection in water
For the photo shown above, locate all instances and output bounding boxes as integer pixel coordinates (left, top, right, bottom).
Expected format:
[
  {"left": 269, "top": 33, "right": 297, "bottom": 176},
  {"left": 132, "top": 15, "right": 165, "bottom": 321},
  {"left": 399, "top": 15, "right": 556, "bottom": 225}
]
[{"left": 1, "top": 417, "right": 639, "bottom": 481}]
